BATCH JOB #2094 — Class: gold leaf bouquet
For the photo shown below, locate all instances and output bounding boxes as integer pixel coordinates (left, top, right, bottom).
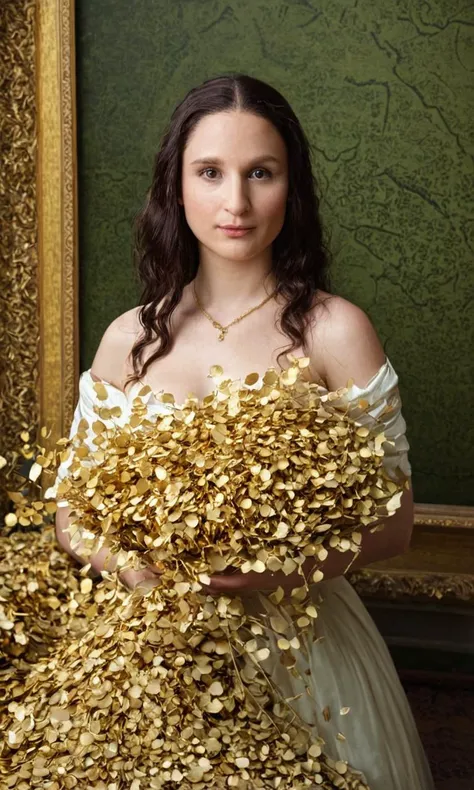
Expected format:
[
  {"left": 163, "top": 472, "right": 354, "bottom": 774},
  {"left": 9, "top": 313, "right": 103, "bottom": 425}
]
[{"left": 1, "top": 357, "right": 405, "bottom": 790}]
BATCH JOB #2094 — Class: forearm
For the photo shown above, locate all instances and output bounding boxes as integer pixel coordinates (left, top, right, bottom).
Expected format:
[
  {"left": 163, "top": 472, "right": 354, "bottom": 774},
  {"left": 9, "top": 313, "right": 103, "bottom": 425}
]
[
  {"left": 54, "top": 505, "right": 160, "bottom": 589},
  {"left": 208, "top": 484, "right": 414, "bottom": 595},
  {"left": 302, "top": 489, "right": 413, "bottom": 583},
  {"left": 55, "top": 505, "right": 118, "bottom": 577}
]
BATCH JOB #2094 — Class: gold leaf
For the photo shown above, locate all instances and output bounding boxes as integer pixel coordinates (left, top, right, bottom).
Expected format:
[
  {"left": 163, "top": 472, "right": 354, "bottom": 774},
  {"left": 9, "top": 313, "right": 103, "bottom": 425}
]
[
  {"left": 269, "top": 616, "right": 288, "bottom": 634},
  {"left": 174, "top": 582, "right": 190, "bottom": 596},
  {"left": 274, "top": 522, "right": 289, "bottom": 539},
  {"left": 297, "top": 616, "right": 310, "bottom": 628},
  {"left": 208, "top": 681, "right": 223, "bottom": 696},
  {"left": 80, "top": 578, "right": 93, "bottom": 594},
  {"left": 205, "top": 699, "right": 223, "bottom": 714},
  {"left": 235, "top": 757, "right": 250, "bottom": 768},
  {"left": 244, "top": 372, "right": 260, "bottom": 386},
  {"left": 92, "top": 381, "right": 109, "bottom": 400},
  {"left": 28, "top": 462, "right": 42, "bottom": 482},
  {"left": 187, "top": 765, "right": 205, "bottom": 783},
  {"left": 245, "top": 639, "right": 257, "bottom": 654},
  {"left": 211, "top": 425, "right": 227, "bottom": 443},
  {"left": 255, "top": 648, "right": 270, "bottom": 662}
]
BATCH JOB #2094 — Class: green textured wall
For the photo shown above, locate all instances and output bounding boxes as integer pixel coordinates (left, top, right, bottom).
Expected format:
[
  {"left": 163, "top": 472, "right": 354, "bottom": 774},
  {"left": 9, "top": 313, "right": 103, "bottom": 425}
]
[{"left": 76, "top": 1, "right": 474, "bottom": 506}]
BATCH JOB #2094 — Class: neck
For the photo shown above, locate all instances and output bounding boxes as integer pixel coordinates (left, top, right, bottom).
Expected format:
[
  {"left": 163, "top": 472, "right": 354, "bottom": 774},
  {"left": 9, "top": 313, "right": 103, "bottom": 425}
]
[{"left": 192, "top": 253, "right": 276, "bottom": 309}]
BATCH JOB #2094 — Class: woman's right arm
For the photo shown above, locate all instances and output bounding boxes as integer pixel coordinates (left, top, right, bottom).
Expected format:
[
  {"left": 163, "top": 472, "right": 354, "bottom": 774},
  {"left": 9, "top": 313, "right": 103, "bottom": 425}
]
[
  {"left": 55, "top": 504, "right": 118, "bottom": 577},
  {"left": 55, "top": 505, "right": 161, "bottom": 590},
  {"left": 54, "top": 310, "right": 162, "bottom": 589}
]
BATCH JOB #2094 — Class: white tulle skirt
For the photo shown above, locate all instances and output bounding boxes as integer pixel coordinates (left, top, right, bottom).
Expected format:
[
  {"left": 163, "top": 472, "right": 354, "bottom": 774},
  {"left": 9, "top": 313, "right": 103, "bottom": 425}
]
[{"left": 247, "top": 577, "right": 434, "bottom": 789}]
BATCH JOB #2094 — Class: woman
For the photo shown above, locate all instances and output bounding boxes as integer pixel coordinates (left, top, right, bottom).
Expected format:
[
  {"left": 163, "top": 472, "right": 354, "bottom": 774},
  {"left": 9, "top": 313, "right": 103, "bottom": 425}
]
[{"left": 10, "top": 74, "right": 433, "bottom": 788}]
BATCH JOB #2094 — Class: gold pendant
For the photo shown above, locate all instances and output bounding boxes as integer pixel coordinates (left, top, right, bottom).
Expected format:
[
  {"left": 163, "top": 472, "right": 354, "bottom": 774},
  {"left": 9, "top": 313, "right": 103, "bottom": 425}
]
[{"left": 218, "top": 328, "right": 227, "bottom": 341}]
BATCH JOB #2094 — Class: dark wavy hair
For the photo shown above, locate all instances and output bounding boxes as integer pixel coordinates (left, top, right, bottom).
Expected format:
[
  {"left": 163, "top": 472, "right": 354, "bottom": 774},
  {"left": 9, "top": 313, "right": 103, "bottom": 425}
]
[{"left": 126, "top": 73, "right": 331, "bottom": 389}]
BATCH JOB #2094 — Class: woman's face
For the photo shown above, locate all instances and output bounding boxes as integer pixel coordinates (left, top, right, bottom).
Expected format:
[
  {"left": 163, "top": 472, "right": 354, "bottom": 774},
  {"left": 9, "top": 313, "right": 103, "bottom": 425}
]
[{"left": 180, "top": 110, "right": 289, "bottom": 264}]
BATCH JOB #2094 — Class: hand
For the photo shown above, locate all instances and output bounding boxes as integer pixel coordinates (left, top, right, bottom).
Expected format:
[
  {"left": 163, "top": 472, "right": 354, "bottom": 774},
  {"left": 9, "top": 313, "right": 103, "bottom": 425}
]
[
  {"left": 206, "top": 562, "right": 315, "bottom": 597},
  {"left": 118, "top": 565, "right": 162, "bottom": 591}
]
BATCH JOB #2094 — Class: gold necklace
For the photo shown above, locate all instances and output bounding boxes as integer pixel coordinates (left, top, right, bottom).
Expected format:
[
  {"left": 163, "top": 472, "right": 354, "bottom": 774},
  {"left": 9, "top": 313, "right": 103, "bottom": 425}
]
[{"left": 192, "top": 282, "right": 277, "bottom": 341}]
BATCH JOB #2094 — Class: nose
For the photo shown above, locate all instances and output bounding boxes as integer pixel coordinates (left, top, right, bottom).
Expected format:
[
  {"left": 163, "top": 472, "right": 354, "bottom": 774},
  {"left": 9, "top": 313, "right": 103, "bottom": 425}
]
[{"left": 223, "top": 174, "right": 250, "bottom": 216}]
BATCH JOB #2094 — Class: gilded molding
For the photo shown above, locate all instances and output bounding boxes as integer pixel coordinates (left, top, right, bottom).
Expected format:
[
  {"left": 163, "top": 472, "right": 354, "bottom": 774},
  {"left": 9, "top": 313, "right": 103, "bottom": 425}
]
[
  {"left": 350, "top": 503, "right": 474, "bottom": 602},
  {"left": 350, "top": 569, "right": 474, "bottom": 602},
  {"left": 37, "top": 0, "right": 78, "bottom": 441},
  {"left": 0, "top": 0, "right": 39, "bottom": 514},
  {"left": 414, "top": 503, "right": 474, "bottom": 530},
  {"left": 59, "top": 0, "right": 79, "bottom": 430}
]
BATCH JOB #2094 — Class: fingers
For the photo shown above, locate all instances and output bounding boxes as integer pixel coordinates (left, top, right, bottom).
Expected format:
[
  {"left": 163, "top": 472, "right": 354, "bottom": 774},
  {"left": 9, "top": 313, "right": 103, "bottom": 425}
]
[
  {"left": 206, "top": 574, "right": 266, "bottom": 595},
  {"left": 118, "top": 566, "right": 161, "bottom": 590},
  {"left": 143, "top": 566, "right": 162, "bottom": 578},
  {"left": 200, "top": 576, "right": 245, "bottom": 597}
]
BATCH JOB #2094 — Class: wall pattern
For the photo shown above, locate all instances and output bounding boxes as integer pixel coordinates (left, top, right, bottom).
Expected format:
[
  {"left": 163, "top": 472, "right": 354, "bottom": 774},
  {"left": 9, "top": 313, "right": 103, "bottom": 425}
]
[
  {"left": 75, "top": 0, "right": 474, "bottom": 506},
  {"left": 0, "top": 0, "right": 38, "bottom": 514}
]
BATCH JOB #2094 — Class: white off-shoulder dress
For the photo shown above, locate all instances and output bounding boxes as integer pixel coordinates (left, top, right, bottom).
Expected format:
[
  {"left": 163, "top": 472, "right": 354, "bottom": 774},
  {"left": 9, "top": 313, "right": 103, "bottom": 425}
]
[{"left": 45, "top": 359, "right": 434, "bottom": 790}]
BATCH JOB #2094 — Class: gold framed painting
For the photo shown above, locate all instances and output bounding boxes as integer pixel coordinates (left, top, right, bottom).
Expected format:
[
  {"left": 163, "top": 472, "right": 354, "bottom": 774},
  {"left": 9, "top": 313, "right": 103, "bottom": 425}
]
[{"left": 7, "top": 0, "right": 473, "bottom": 602}]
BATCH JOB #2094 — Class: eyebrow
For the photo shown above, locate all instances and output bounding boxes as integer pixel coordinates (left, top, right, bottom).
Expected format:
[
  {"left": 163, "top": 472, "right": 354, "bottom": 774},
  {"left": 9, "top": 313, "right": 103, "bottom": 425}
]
[{"left": 190, "top": 155, "right": 281, "bottom": 167}]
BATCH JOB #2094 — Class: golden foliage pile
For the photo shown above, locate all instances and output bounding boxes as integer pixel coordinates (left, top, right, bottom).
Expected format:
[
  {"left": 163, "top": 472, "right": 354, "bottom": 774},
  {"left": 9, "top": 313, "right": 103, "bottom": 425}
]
[
  {"left": 0, "top": 357, "right": 405, "bottom": 789},
  {"left": 56, "top": 357, "right": 402, "bottom": 580},
  {"left": 0, "top": 526, "right": 90, "bottom": 666}
]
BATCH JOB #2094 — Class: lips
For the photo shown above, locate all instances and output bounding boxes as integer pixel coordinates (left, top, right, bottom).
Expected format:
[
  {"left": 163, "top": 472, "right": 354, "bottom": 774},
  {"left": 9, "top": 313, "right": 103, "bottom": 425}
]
[
  {"left": 219, "top": 226, "right": 254, "bottom": 237},
  {"left": 219, "top": 225, "right": 253, "bottom": 230}
]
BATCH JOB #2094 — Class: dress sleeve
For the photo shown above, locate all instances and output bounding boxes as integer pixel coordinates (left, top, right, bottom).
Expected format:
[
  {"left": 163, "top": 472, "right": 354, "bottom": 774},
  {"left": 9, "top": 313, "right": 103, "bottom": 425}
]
[
  {"left": 44, "top": 372, "right": 131, "bottom": 508},
  {"left": 330, "top": 359, "right": 411, "bottom": 482}
]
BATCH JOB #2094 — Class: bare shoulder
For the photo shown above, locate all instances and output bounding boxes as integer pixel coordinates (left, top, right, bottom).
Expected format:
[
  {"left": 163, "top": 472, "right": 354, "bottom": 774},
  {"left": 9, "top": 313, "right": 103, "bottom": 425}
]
[
  {"left": 311, "top": 292, "right": 380, "bottom": 341},
  {"left": 308, "top": 293, "right": 386, "bottom": 391},
  {"left": 90, "top": 306, "right": 143, "bottom": 387}
]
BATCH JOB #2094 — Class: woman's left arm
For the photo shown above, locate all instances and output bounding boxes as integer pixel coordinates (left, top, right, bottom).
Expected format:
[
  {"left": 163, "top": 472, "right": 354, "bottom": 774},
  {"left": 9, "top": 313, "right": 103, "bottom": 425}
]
[
  {"left": 207, "top": 484, "right": 413, "bottom": 595},
  {"left": 207, "top": 297, "right": 414, "bottom": 596}
]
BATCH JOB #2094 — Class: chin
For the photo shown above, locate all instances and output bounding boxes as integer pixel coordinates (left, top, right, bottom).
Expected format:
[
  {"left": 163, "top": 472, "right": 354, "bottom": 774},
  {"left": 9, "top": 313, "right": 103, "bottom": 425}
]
[{"left": 219, "top": 248, "right": 261, "bottom": 263}]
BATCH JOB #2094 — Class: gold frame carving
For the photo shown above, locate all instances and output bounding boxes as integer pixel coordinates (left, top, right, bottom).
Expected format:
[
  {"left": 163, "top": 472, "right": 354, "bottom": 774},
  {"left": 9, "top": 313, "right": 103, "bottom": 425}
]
[
  {"left": 35, "top": 0, "right": 474, "bottom": 603},
  {"left": 0, "top": 0, "right": 39, "bottom": 516},
  {"left": 37, "top": 0, "right": 79, "bottom": 440},
  {"left": 351, "top": 503, "right": 474, "bottom": 601},
  {"left": 350, "top": 569, "right": 474, "bottom": 602}
]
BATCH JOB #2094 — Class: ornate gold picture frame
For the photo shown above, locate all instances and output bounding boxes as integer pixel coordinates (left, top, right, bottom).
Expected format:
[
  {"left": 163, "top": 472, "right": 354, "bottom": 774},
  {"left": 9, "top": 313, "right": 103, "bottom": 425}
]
[
  {"left": 34, "top": 0, "right": 474, "bottom": 602},
  {"left": 37, "top": 0, "right": 79, "bottom": 441}
]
